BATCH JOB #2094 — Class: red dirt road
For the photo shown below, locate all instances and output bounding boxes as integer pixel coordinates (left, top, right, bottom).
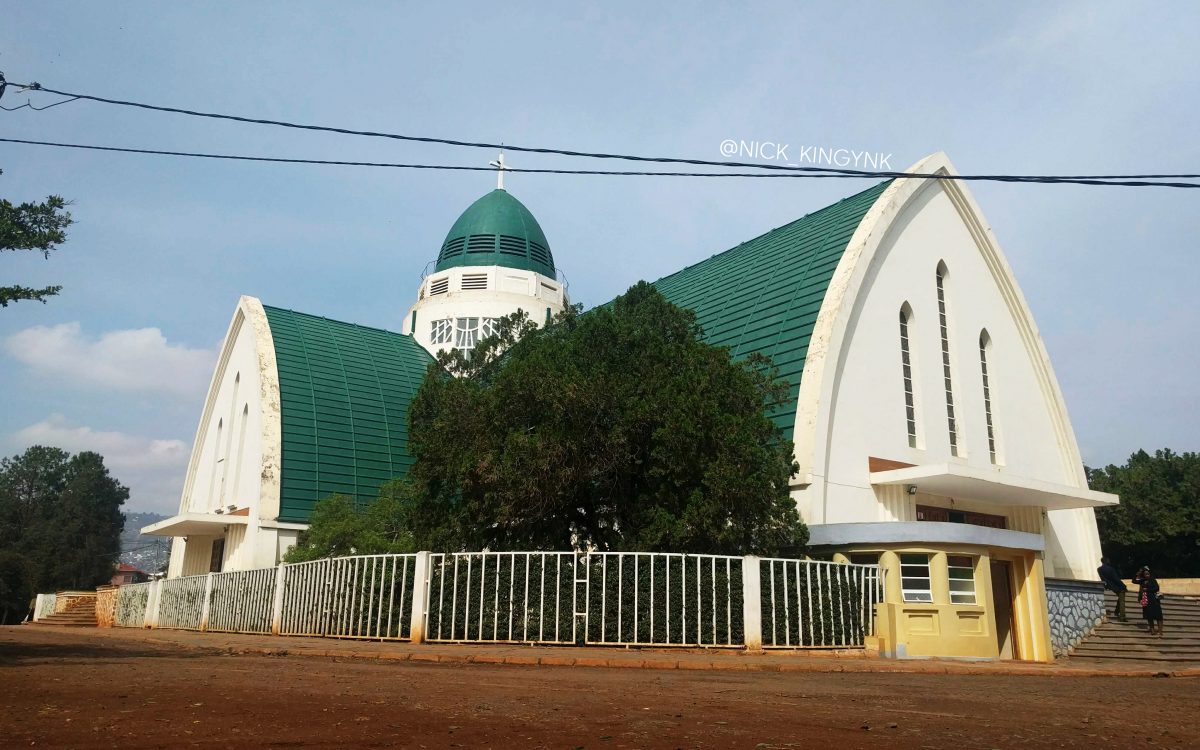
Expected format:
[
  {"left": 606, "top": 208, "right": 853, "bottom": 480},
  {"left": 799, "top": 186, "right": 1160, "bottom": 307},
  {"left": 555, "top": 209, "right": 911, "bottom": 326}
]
[{"left": 3, "top": 627, "right": 1198, "bottom": 749}]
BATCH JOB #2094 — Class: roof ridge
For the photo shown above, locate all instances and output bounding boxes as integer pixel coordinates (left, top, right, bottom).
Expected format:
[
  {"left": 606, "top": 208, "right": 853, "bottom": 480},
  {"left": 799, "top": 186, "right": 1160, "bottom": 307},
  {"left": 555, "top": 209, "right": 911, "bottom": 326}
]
[
  {"left": 260, "top": 304, "right": 418, "bottom": 341},
  {"left": 650, "top": 180, "right": 891, "bottom": 287}
]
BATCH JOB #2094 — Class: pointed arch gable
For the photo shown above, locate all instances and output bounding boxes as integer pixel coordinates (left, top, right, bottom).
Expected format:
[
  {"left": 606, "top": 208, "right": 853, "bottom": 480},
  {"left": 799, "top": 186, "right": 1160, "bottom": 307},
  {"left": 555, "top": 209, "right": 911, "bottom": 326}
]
[
  {"left": 792, "top": 153, "right": 1089, "bottom": 520},
  {"left": 176, "top": 295, "right": 282, "bottom": 521}
]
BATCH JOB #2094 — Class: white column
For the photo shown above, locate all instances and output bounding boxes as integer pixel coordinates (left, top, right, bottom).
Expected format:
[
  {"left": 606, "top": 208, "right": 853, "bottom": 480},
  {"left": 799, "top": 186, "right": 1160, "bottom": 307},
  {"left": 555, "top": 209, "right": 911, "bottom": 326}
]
[
  {"left": 199, "top": 572, "right": 215, "bottom": 631},
  {"left": 742, "top": 555, "right": 763, "bottom": 651},
  {"left": 146, "top": 579, "right": 163, "bottom": 628},
  {"left": 409, "top": 552, "right": 431, "bottom": 644},
  {"left": 33, "top": 593, "right": 44, "bottom": 622},
  {"left": 271, "top": 563, "right": 287, "bottom": 635}
]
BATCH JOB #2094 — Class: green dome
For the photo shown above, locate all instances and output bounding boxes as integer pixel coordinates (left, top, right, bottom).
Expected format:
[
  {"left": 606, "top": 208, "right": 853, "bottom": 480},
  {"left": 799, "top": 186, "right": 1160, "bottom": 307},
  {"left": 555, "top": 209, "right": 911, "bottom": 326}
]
[{"left": 435, "top": 189, "right": 555, "bottom": 277}]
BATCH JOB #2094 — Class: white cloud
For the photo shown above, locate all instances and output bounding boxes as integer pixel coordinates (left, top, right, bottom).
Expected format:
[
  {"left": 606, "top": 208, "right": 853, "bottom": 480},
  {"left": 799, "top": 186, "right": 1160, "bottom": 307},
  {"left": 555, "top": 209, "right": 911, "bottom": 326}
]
[
  {"left": 9, "top": 415, "right": 188, "bottom": 514},
  {"left": 4, "top": 322, "right": 214, "bottom": 397}
]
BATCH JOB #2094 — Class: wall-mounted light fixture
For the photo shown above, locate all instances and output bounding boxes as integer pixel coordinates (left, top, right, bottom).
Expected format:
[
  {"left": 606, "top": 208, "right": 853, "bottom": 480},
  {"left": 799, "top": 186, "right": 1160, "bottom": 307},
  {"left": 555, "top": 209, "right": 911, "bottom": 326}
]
[{"left": 905, "top": 484, "right": 918, "bottom": 496}]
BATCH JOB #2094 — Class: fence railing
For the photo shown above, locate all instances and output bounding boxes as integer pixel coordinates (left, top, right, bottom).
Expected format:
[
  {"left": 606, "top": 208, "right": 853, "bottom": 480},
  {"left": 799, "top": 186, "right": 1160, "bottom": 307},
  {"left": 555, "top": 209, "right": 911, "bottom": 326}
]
[
  {"left": 281, "top": 554, "right": 417, "bottom": 639},
  {"left": 114, "top": 582, "right": 153, "bottom": 627},
  {"left": 425, "top": 552, "right": 577, "bottom": 644},
  {"left": 759, "top": 558, "right": 882, "bottom": 648},
  {"left": 97, "top": 551, "right": 880, "bottom": 651}
]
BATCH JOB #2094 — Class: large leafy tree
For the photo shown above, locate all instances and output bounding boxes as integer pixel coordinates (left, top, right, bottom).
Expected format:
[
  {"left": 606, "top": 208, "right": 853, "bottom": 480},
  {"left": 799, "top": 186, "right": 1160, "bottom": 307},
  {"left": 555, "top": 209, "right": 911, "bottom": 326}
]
[
  {"left": 1089, "top": 449, "right": 1200, "bottom": 577},
  {"left": 399, "top": 281, "right": 806, "bottom": 555},
  {"left": 1, "top": 168, "right": 73, "bottom": 307},
  {"left": 0, "top": 446, "right": 127, "bottom": 618}
]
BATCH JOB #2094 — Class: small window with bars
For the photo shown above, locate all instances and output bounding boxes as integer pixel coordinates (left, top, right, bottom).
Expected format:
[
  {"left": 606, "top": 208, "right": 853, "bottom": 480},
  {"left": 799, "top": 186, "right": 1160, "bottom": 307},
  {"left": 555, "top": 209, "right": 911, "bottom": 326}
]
[
  {"left": 461, "top": 273, "right": 488, "bottom": 291},
  {"left": 936, "top": 264, "right": 960, "bottom": 456},
  {"left": 900, "top": 553, "right": 933, "bottom": 602},
  {"left": 430, "top": 319, "right": 453, "bottom": 345},
  {"left": 947, "top": 555, "right": 977, "bottom": 605},
  {"left": 429, "top": 277, "right": 449, "bottom": 295}
]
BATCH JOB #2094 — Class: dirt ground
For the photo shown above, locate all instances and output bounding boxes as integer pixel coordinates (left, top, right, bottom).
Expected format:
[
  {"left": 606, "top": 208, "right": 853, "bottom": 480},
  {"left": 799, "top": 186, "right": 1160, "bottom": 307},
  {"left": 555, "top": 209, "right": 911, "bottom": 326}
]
[{"left": 3, "top": 627, "right": 1198, "bottom": 749}]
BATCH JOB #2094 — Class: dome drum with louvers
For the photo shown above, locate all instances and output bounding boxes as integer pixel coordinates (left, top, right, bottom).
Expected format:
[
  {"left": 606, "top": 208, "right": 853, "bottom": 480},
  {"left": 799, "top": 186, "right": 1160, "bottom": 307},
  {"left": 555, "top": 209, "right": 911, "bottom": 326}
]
[{"left": 434, "top": 189, "right": 556, "bottom": 278}]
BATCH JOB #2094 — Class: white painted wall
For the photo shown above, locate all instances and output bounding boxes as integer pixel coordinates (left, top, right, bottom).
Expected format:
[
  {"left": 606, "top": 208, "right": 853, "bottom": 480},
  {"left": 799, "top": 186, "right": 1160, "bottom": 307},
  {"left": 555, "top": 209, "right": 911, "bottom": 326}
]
[
  {"left": 167, "top": 297, "right": 285, "bottom": 577},
  {"left": 792, "top": 154, "right": 1103, "bottom": 580},
  {"left": 182, "top": 318, "right": 264, "bottom": 516},
  {"left": 402, "top": 265, "right": 567, "bottom": 358}
]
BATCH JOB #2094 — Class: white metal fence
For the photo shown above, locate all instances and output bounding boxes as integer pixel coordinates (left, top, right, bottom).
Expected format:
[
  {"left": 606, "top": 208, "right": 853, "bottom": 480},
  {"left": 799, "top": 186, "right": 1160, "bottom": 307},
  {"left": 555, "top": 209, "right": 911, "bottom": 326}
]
[
  {"left": 280, "top": 554, "right": 417, "bottom": 639},
  {"left": 114, "top": 582, "right": 152, "bottom": 627},
  {"left": 208, "top": 568, "right": 277, "bottom": 634},
  {"left": 425, "top": 552, "right": 577, "bottom": 644},
  {"left": 585, "top": 552, "right": 744, "bottom": 647},
  {"left": 759, "top": 558, "right": 883, "bottom": 648},
  {"left": 101, "top": 551, "right": 880, "bottom": 651},
  {"left": 156, "top": 574, "right": 207, "bottom": 630}
]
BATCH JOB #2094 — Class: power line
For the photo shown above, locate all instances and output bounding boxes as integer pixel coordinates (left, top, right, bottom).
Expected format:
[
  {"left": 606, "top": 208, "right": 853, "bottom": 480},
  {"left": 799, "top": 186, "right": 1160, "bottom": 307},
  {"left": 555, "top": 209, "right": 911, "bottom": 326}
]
[
  {"left": 1, "top": 78, "right": 1198, "bottom": 188},
  {"left": 3, "top": 137, "right": 1199, "bottom": 189}
]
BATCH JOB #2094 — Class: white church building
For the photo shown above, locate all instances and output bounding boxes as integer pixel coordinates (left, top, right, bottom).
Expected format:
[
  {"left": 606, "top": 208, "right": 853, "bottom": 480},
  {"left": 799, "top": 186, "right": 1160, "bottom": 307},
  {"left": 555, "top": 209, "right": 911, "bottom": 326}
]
[{"left": 145, "top": 153, "right": 1117, "bottom": 660}]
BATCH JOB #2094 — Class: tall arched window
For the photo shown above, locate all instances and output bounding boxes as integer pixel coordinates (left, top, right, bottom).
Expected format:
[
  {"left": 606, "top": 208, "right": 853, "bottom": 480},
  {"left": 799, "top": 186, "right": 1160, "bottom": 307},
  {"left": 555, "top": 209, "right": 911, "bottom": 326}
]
[
  {"left": 979, "top": 330, "right": 998, "bottom": 464},
  {"left": 899, "top": 304, "right": 918, "bottom": 448},
  {"left": 231, "top": 404, "right": 250, "bottom": 504},
  {"left": 207, "top": 418, "right": 223, "bottom": 510},
  {"left": 935, "top": 263, "right": 961, "bottom": 456}
]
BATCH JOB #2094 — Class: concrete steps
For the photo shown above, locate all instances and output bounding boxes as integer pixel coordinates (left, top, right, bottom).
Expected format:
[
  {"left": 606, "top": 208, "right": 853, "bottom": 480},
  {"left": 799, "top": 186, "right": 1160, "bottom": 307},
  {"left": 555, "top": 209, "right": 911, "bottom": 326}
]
[
  {"left": 1068, "top": 591, "right": 1200, "bottom": 665},
  {"left": 33, "top": 597, "right": 97, "bottom": 628}
]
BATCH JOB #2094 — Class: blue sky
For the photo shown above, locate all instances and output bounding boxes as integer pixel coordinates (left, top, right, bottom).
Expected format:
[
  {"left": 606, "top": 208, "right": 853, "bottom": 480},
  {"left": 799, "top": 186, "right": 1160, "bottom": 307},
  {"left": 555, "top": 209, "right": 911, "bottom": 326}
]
[{"left": 2, "top": 1, "right": 1197, "bottom": 513}]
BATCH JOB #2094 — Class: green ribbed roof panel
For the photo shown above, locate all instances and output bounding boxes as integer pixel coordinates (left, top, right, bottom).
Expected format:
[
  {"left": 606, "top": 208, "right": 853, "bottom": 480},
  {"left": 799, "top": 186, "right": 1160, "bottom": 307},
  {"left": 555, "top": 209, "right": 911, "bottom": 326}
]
[
  {"left": 435, "top": 189, "right": 556, "bottom": 277},
  {"left": 651, "top": 181, "right": 890, "bottom": 440},
  {"left": 263, "top": 306, "right": 435, "bottom": 523}
]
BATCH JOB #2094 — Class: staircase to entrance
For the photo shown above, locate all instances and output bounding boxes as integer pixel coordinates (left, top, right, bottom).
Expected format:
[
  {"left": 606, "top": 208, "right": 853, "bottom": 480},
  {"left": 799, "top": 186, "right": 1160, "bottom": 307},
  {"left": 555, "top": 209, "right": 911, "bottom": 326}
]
[
  {"left": 31, "top": 596, "right": 98, "bottom": 628},
  {"left": 1068, "top": 591, "right": 1200, "bottom": 665}
]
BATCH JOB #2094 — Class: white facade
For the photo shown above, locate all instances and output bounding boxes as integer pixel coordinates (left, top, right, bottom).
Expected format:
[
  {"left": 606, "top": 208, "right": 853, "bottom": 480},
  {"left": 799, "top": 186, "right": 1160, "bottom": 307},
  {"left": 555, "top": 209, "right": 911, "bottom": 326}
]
[
  {"left": 402, "top": 264, "right": 568, "bottom": 358},
  {"left": 791, "top": 153, "right": 1112, "bottom": 580},
  {"left": 148, "top": 296, "right": 305, "bottom": 577}
]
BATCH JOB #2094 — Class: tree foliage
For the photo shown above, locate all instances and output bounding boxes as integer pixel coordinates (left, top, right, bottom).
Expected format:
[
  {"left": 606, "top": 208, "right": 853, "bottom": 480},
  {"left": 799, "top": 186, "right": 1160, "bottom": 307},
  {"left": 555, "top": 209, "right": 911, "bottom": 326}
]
[
  {"left": 0, "top": 446, "right": 127, "bottom": 619},
  {"left": 1090, "top": 448, "right": 1200, "bottom": 577},
  {"left": 294, "top": 282, "right": 806, "bottom": 559},
  {"left": 1, "top": 168, "right": 73, "bottom": 307},
  {"left": 285, "top": 483, "right": 418, "bottom": 563}
]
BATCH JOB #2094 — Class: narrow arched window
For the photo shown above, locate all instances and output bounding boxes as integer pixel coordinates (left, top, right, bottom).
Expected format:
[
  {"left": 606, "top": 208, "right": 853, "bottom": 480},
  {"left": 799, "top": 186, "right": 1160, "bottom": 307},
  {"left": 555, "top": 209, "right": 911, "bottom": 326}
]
[
  {"left": 936, "top": 263, "right": 960, "bottom": 456},
  {"left": 899, "top": 304, "right": 918, "bottom": 448},
  {"left": 979, "top": 330, "right": 998, "bottom": 464}
]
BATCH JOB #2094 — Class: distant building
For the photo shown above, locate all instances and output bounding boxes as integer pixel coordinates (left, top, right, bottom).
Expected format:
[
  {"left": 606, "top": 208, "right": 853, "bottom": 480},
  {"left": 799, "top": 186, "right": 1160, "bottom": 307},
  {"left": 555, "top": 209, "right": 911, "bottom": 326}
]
[
  {"left": 144, "top": 152, "right": 1117, "bottom": 661},
  {"left": 111, "top": 564, "right": 150, "bottom": 586}
]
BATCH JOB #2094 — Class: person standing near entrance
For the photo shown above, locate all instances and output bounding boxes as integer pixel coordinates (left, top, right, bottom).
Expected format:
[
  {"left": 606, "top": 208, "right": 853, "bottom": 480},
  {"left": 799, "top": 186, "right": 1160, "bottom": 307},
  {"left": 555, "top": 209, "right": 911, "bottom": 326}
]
[
  {"left": 1132, "top": 566, "right": 1164, "bottom": 636},
  {"left": 1097, "top": 557, "right": 1128, "bottom": 621}
]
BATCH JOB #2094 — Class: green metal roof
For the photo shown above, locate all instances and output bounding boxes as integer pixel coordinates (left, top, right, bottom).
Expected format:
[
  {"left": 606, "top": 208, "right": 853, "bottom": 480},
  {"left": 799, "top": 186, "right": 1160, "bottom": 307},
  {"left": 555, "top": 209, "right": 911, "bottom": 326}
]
[
  {"left": 263, "top": 306, "right": 435, "bottom": 523},
  {"left": 434, "top": 189, "right": 556, "bottom": 277},
  {"left": 651, "top": 181, "right": 890, "bottom": 440}
]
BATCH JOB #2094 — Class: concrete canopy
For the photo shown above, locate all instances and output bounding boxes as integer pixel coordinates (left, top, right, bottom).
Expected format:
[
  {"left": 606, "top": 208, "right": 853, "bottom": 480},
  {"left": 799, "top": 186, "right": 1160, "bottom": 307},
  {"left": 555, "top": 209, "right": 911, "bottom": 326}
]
[{"left": 869, "top": 463, "right": 1118, "bottom": 511}]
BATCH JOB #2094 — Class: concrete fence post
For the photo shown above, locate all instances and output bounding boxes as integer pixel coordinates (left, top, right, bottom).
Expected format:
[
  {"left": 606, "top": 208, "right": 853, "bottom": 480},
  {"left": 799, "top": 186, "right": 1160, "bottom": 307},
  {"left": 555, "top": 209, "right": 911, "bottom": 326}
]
[
  {"left": 199, "top": 572, "right": 215, "bottom": 631},
  {"left": 146, "top": 579, "right": 163, "bottom": 628},
  {"left": 742, "top": 555, "right": 763, "bottom": 651},
  {"left": 409, "top": 551, "right": 431, "bottom": 644},
  {"left": 271, "top": 563, "right": 287, "bottom": 635}
]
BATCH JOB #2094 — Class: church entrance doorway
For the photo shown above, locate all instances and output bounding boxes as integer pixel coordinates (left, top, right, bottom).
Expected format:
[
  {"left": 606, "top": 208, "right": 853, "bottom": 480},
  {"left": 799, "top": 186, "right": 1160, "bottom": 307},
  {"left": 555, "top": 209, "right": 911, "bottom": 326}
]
[{"left": 990, "top": 560, "right": 1017, "bottom": 659}]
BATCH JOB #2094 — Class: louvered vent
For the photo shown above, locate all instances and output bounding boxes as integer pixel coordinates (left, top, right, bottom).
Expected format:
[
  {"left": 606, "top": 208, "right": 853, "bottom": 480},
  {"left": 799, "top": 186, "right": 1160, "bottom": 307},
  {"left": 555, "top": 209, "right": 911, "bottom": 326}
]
[
  {"left": 497, "top": 235, "right": 526, "bottom": 257},
  {"left": 528, "top": 241, "right": 551, "bottom": 266},
  {"left": 439, "top": 237, "right": 465, "bottom": 259},
  {"left": 429, "top": 277, "right": 449, "bottom": 295},
  {"left": 461, "top": 273, "right": 488, "bottom": 291},
  {"left": 466, "top": 234, "right": 495, "bottom": 253}
]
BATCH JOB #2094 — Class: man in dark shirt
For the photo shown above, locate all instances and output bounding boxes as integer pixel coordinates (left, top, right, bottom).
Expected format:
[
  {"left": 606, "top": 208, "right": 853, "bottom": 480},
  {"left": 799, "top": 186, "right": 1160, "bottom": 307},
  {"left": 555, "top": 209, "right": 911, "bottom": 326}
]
[{"left": 1097, "top": 557, "right": 1127, "bottom": 621}]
